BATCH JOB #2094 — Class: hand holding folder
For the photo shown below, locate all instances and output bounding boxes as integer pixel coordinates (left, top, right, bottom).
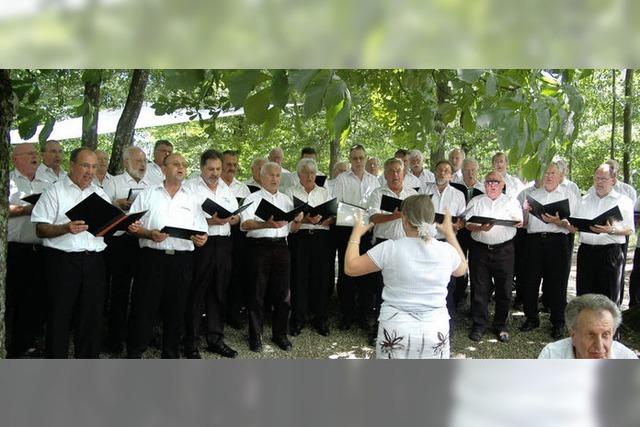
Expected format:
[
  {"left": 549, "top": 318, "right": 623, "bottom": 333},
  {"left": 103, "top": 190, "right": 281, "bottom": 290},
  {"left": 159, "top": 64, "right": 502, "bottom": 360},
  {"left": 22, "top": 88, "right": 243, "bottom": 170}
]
[
  {"left": 467, "top": 215, "right": 520, "bottom": 227},
  {"left": 254, "top": 199, "right": 307, "bottom": 222},
  {"left": 568, "top": 206, "right": 623, "bottom": 233},
  {"left": 21, "top": 193, "right": 42, "bottom": 204},
  {"left": 202, "top": 198, "right": 253, "bottom": 219},
  {"left": 526, "top": 196, "right": 570, "bottom": 222},
  {"left": 292, "top": 196, "right": 338, "bottom": 218},
  {"left": 65, "top": 192, "right": 148, "bottom": 237}
]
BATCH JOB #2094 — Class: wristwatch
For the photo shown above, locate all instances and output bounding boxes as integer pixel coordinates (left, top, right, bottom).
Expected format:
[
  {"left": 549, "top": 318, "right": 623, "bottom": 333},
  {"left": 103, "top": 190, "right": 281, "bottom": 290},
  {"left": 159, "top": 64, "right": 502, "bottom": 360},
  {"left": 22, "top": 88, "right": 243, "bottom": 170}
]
[{"left": 609, "top": 226, "right": 617, "bottom": 235}]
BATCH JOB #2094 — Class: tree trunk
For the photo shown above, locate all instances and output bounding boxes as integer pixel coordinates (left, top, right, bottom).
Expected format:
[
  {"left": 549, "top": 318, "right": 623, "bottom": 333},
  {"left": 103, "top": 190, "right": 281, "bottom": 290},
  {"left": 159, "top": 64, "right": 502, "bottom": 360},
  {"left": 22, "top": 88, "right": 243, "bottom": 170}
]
[
  {"left": 329, "top": 136, "right": 340, "bottom": 177},
  {"left": 622, "top": 69, "right": 634, "bottom": 183},
  {"left": 430, "top": 74, "right": 449, "bottom": 169},
  {"left": 109, "top": 69, "right": 149, "bottom": 175},
  {"left": 610, "top": 69, "right": 616, "bottom": 159},
  {"left": 0, "top": 69, "right": 15, "bottom": 358},
  {"left": 81, "top": 77, "right": 101, "bottom": 149}
]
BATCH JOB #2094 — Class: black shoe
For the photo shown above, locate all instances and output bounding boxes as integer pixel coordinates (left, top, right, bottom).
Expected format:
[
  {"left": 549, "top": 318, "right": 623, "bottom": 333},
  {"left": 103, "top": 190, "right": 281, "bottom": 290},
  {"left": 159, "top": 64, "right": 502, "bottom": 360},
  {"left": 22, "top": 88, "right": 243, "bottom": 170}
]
[
  {"left": 468, "top": 329, "right": 484, "bottom": 342},
  {"left": 520, "top": 318, "right": 540, "bottom": 332},
  {"left": 497, "top": 331, "right": 510, "bottom": 343},
  {"left": 226, "top": 312, "right": 243, "bottom": 330},
  {"left": 289, "top": 323, "right": 303, "bottom": 337},
  {"left": 272, "top": 336, "right": 293, "bottom": 352},
  {"left": 249, "top": 338, "right": 262, "bottom": 353},
  {"left": 312, "top": 319, "right": 330, "bottom": 337},
  {"left": 339, "top": 318, "right": 353, "bottom": 331},
  {"left": 208, "top": 341, "right": 238, "bottom": 358},
  {"left": 551, "top": 325, "right": 565, "bottom": 340},
  {"left": 183, "top": 349, "right": 202, "bottom": 359}
]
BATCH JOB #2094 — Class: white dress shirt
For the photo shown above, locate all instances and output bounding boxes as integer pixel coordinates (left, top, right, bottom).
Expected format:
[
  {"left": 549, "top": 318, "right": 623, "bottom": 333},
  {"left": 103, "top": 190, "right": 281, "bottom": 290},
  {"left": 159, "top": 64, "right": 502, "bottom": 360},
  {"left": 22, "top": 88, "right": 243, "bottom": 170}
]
[
  {"left": 185, "top": 177, "right": 237, "bottom": 237},
  {"left": 224, "top": 177, "right": 251, "bottom": 199},
  {"left": 286, "top": 183, "right": 333, "bottom": 231},
  {"left": 31, "top": 176, "right": 109, "bottom": 252},
  {"left": 35, "top": 163, "right": 66, "bottom": 185},
  {"left": 8, "top": 169, "right": 48, "bottom": 244},
  {"left": 465, "top": 194, "right": 523, "bottom": 244},
  {"left": 144, "top": 161, "right": 165, "bottom": 186},
  {"left": 538, "top": 337, "right": 637, "bottom": 359},
  {"left": 421, "top": 183, "right": 467, "bottom": 240},
  {"left": 411, "top": 168, "right": 436, "bottom": 187},
  {"left": 130, "top": 184, "right": 208, "bottom": 251},
  {"left": 333, "top": 170, "right": 380, "bottom": 207},
  {"left": 240, "top": 188, "right": 294, "bottom": 238},
  {"left": 503, "top": 172, "right": 525, "bottom": 199},
  {"left": 574, "top": 188, "right": 635, "bottom": 246},
  {"left": 560, "top": 178, "right": 582, "bottom": 200},
  {"left": 92, "top": 172, "right": 113, "bottom": 188},
  {"left": 366, "top": 185, "right": 418, "bottom": 240},
  {"left": 243, "top": 177, "right": 262, "bottom": 192},
  {"left": 103, "top": 171, "right": 155, "bottom": 206},
  {"left": 525, "top": 186, "right": 578, "bottom": 234},
  {"left": 452, "top": 169, "right": 463, "bottom": 184},
  {"left": 614, "top": 181, "right": 637, "bottom": 204}
]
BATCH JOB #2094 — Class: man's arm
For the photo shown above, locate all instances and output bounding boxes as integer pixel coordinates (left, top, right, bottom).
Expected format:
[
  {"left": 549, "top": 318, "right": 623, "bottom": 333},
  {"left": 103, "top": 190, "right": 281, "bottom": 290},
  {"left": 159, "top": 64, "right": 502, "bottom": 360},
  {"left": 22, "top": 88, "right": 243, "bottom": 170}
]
[
  {"left": 36, "top": 221, "right": 88, "bottom": 238},
  {"left": 9, "top": 204, "right": 33, "bottom": 218}
]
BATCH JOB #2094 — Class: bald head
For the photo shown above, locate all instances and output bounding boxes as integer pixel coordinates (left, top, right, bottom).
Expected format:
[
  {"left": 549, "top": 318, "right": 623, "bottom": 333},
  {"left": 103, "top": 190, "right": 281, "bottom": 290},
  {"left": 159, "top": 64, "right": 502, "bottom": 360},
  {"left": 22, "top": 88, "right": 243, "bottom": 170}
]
[{"left": 12, "top": 143, "right": 39, "bottom": 179}]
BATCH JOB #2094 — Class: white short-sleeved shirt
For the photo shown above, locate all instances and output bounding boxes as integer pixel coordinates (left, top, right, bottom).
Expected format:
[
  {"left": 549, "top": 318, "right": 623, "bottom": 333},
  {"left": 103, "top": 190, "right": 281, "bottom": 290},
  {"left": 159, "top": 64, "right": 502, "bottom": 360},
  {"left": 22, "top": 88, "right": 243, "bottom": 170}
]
[
  {"left": 561, "top": 178, "right": 582, "bottom": 201},
  {"left": 130, "top": 184, "right": 208, "bottom": 251},
  {"left": 411, "top": 168, "right": 436, "bottom": 187},
  {"left": 92, "top": 173, "right": 113, "bottom": 188},
  {"left": 286, "top": 183, "right": 332, "bottom": 231},
  {"left": 35, "top": 163, "right": 66, "bottom": 185},
  {"left": 184, "top": 176, "right": 237, "bottom": 237},
  {"left": 538, "top": 337, "right": 637, "bottom": 359},
  {"left": 451, "top": 169, "right": 463, "bottom": 184},
  {"left": 465, "top": 193, "right": 523, "bottom": 245},
  {"left": 243, "top": 177, "right": 262, "bottom": 192},
  {"left": 103, "top": 171, "right": 155, "bottom": 206},
  {"left": 455, "top": 180, "right": 485, "bottom": 203},
  {"left": 144, "top": 161, "right": 165, "bottom": 186},
  {"left": 614, "top": 181, "right": 637, "bottom": 204},
  {"left": 525, "top": 186, "right": 578, "bottom": 234},
  {"left": 8, "top": 169, "right": 49, "bottom": 244},
  {"left": 420, "top": 183, "right": 467, "bottom": 240},
  {"left": 574, "top": 188, "right": 635, "bottom": 245},
  {"left": 380, "top": 173, "right": 421, "bottom": 191},
  {"left": 224, "top": 177, "right": 251, "bottom": 199},
  {"left": 240, "top": 188, "right": 293, "bottom": 238},
  {"left": 366, "top": 185, "right": 418, "bottom": 240},
  {"left": 367, "top": 238, "right": 461, "bottom": 311},
  {"left": 333, "top": 170, "right": 380, "bottom": 207},
  {"left": 31, "top": 176, "right": 109, "bottom": 252},
  {"left": 502, "top": 172, "right": 525, "bottom": 199}
]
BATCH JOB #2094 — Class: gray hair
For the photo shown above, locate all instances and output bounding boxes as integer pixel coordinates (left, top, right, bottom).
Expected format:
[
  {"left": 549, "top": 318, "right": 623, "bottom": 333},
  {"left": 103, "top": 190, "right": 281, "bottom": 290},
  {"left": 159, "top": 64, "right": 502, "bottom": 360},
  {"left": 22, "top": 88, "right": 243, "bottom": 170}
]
[
  {"left": 553, "top": 157, "right": 569, "bottom": 176},
  {"left": 407, "top": 149, "right": 423, "bottom": 162},
  {"left": 260, "top": 161, "right": 281, "bottom": 177},
  {"left": 297, "top": 158, "right": 318, "bottom": 175},
  {"left": 383, "top": 157, "right": 404, "bottom": 172},
  {"left": 565, "top": 294, "right": 622, "bottom": 332},
  {"left": 462, "top": 158, "right": 479, "bottom": 169},
  {"left": 122, "top": 146, "right": 145, "bottom": 163},
  {"left": 251, "top": 157, "right": 267, "bottom": 169},
  {"left": 400, "top": 194, "right": 435, "bottom": 242}
]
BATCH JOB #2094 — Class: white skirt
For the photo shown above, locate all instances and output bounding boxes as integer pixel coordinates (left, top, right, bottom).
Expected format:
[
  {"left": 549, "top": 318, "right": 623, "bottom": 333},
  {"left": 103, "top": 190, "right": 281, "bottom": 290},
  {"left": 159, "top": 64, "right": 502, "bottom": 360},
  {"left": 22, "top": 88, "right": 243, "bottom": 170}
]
[{"left": 376, "top": 305, "right": 450, "bottom": 359}]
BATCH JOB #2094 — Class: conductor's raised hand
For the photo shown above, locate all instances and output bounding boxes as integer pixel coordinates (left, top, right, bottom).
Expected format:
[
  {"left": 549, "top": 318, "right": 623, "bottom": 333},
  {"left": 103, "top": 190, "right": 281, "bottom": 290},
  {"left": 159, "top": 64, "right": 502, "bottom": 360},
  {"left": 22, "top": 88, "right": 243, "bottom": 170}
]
[{"left": 352, "top": 211, "right": 374, "bottom": 238}]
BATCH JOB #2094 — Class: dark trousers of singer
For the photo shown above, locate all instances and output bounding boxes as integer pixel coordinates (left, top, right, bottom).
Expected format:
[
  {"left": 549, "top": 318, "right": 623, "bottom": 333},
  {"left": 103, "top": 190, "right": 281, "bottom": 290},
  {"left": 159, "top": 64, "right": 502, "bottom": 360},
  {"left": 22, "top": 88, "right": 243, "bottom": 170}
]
[
  {"left": 226, "top": 225, "right": 248, "bottom": 322},
  {"left": 629, "top": 245, "right": 640, "bottom": 307},
  {"left": 127, "top": 248, "right": 193, "bottom": 358},
  {"left": 6, "top": 242, "right": 45, "bottom": 356},
  {"left": 513, "top": 228, "right": 529, "bottom": 304},
  {"left": 618, "top": 236, "right": 630, "bottom": 303},
  {"left": 453, "top": 229, "right": 472, "bottom": 307},
  {"left": 522, "top": 233, "right": 571, "bottom": 327},
  {"left": 246, "top": 238, "right": 291, "bottom": 342},
  {"left": 44, "top": 248, "right": 106, "bottom": 358},
  {"left": 334, "top": 226, "right": 376, "bottom": 325},
  {"left": 104, "top": 234, "right": 140, "bottom": 351},
  {"left": 576, "top": 243, "right": 624, "bottom": 304},
  {"left": 289, "top": 229, "right": 334, "bottom": 327},
  {"left": 184, "top": 236, "right": 232, "bottom": 351},
  {"left": 468, "top": 239, "right": 514, "bottom": 333}
]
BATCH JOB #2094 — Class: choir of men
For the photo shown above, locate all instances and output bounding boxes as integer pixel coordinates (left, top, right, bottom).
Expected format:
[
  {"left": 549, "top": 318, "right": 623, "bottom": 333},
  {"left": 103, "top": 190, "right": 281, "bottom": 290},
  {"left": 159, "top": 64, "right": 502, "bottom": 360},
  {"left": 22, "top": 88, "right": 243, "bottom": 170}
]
[{"left": 5, "top": 138, "right": 639, "bottom": 359}]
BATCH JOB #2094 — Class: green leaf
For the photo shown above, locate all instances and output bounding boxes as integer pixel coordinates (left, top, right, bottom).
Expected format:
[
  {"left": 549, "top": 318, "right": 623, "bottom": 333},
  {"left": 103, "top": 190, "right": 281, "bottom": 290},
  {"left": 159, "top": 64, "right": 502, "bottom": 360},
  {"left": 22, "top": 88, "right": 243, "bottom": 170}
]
[
  {"left": 323, "top": 77, "right": 347, "bottom": 109},
  {"left": 224, "top": 70, "right": 268, "bottom": 108},
  {"left": 457, "top": 69, "right": 484, "bottom": 84},
  {"left": 164, "top": 69, "right": 205, "bottom": 91},
  {"left": 420, "top": 107, "right": 434, "bottom": 133},
  {"left": 521, "top": 157, "right": 541, "bottom": 180},
  {"left": 330, "top": 93, "right": 351, "bottom": 142},
  {"left": 262, "top": 106, "right": 280, "bottom": 135},
  {"left": 304, "top": 71, "right": 331, "bottom": 118},
  {"left": 244, "top": 88, "right": 271, "bottom": 124},
  {"left": 289, "top": 70, "right": 320, "bottom": 93},
  {"left": 438, "top": 102, "right": 457, "bottom": 124},
  {"left": 82, "top": 69, "right": 102, "bottom": 84},
  {"left": 461, "top": 109, "right": 476, "bottom": 133},
  {"left": 271, "top": 70, "right": 289, "bottom": 109},
  {"left": 18, "top": 115, "right": 39, "bottom": 140},
  {"left": 485, "top": 74, "right": 497, "bottom": 96},
  {"left": 38, "top": 116, "right": 55, "bottom": 143}
]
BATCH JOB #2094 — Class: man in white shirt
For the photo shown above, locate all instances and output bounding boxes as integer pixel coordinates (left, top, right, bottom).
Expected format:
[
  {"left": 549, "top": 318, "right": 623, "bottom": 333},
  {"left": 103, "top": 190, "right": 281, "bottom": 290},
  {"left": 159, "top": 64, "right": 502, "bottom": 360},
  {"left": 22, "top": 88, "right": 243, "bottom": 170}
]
[
  {"left": 32, "top": 147, "right": 127, "bottom": 358},
  {"left": 244, "top": 157, "right": 266, "bottom": 192},
  {"left": 280, "top": 147, "right": 324, "bottom": 191},
  {"left": 7, "top": 143, "right": 48, "bottom": 357},
  {"left": 240, "top": 162, "right": 303, "bottom": 352},
  {"left": 571, "top": 163, "right": 635, "bottom": 305},
  {"left": 629, "top": 197, "right": 640, "bottom": 307},
  {"left": 332, "top": 144, "right": 380, "bottom": 330},
  {"left": 448, "top": 148, "right": 465, "bottom": 184},
  {"left": 127, "top": 153, "right": 208, "bottom": 358},
  {"left": 407, "top": 149, "right": 436, "bottom": 187},
  {"left": 101, "top": 146, "right": 153, "bottom": 355},
  {"left": 183, "top": 149, "right": 239, "bottom": 359},
  {"left": 465, "top": 171, "right": 523, "bottom": 342},
  {"left": 92, "top": 149, "right": 113, "bottom": 187},
  {"left": 365, "top": 156, "right": 381, "bottom": 177},
  {"left": 286, "top": 158, "right": 335, "bottom": 337},
  {"left": 144, "top": 140, "right": 173, "bottom": 186},
  {"left": 268, "top": 147, "right": 290, "bottom": 173},
  {"left": 539, "top": 294, "right": 637, "bottom": 359},
  {"left": 492, "top": 152, "right": 524, "bottom": 199},
  {"left": 520, "top": 161, "right": 578, "bottom": 339},
  {"left": 325, "top": 161, "right": 349, "bottom": 198},
  {"left": 35, "top": 140, "right": 67, "bottom": 184},
  {"left": 382, "top": 149, "right": 421, "bottom": 190}
]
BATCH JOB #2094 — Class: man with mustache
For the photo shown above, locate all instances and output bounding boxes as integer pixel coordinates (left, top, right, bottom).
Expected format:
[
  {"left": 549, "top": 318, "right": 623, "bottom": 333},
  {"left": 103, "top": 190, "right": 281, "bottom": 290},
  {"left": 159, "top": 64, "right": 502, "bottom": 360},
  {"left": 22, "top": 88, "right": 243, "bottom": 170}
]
[{"left": 35, "top": 140, "right": 66, "bottom": 184}]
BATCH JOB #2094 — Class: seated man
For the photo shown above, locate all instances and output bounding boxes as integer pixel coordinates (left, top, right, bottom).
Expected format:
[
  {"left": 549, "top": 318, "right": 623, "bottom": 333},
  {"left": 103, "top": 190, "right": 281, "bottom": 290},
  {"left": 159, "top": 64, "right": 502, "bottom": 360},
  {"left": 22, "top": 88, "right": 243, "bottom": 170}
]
[{"left": 538, "top": 294, "right": 637, "bottom": 359}]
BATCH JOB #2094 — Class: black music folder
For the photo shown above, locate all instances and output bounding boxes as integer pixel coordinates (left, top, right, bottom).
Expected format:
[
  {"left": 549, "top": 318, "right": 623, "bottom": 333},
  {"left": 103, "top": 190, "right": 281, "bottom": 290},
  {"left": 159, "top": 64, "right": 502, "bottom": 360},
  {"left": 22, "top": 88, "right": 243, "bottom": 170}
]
[
  {"left": 380, "top": 194, "right": 402, "bottom": 213},
  {"left": 127, "top": 188, "right": 144, "bottom": 203},
  {"left": 315, "top": 175, "right": 327, "bottom": 187},
  {"left": 160, "top": 225, "right": 207, "bottom": 240},
  {"left": 293, "top": 196, "right": 338, "bottom": 218},
  {"left": 21, "top": 193, "right": 41, "bottom": 204},
  {"left": 434, "top": 213, "right": 462, "bottom": 224},
  {"left": 467, "top": 215, "right": 520, "bottom": 227},
  {"left": 526, "top": 196, "right": 571, "bottom": 222},
  {"left": 254, "top": 199, "right": 307, "bottom": 222},
  {"left": 65, "top": 192, "right": 148, "bottom": 237},
  {"left": 201, "top": 198, "right": 253, "bottom": 219},
  {"left": 569, "top": 206, "right": 624, "bottom": 233},
  {"left": 247, "top": 184, "right": 261, "bottom": 193},
  {"left": 450, "top": 182, "right": 484, "bottom": 202},
  {"left": 412, "top": 187, "right": 420, "bottom": 193}
]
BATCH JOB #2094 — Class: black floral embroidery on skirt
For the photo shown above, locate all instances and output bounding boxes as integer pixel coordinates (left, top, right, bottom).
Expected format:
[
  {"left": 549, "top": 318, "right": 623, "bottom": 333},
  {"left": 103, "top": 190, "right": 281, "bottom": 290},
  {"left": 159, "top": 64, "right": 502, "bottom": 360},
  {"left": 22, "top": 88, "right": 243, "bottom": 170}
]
[
  {"left": 379, "top": 328, "right": 404, "bottom": 359},
  {"left": 432, "top": 331, "right": 449, "bottom": 358}
]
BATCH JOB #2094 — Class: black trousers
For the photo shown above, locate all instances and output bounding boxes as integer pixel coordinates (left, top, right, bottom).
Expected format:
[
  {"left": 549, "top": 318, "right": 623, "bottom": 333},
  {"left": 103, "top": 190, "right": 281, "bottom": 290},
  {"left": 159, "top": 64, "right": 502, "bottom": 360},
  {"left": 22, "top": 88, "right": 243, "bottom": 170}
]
[
  {"left": 522, "top": 233, "right": 571, "bottom": 327},
  {"left": 246, "top": 238, "right": 291, "bottom": 341},
  {"left": 44, "top": 248, "right": 106, "bottom": 358},
  {"left": 289, "top": 229, "right": 334, "bottom": 326},
  {"left": 127, "top": 248, "right": 193, "bottom": 358},
  {"left": 226, "top": 224, "right": 248, "bottom": 317},
  {"left": 453, "top": 229, "right": 472, "bottom": 306},
  {"left": 6, "top": 242, "right": 45, "bottom": 356},
  {"left": 468, "top": 239, "right": 514, "bottom": 332},
  {"left": 513, "top": 228, "right": 528, "bottom": 303},
  {"left": 619, "top": 236, "right": 630, "bottom": 303},
  {"left": 576, "top": 243, "right": 624, "bottom": 304},
  {"left": 629, "top": 244, "right": 640, "bottom": 307},
  {"left": 334, "top": 226, "right": 376, "bottom": 323},
  {"left": 104, "top": 234, "right": 140, "bottom": 348},
  {"left": 184, "top": 236, "right": 232, "bottom": 350}
]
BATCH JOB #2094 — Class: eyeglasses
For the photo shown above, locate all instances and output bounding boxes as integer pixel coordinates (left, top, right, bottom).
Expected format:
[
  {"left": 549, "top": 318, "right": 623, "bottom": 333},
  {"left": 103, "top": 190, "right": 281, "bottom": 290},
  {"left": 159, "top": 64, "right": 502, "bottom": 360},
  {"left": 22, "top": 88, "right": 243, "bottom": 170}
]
[{"left": 485, "top": 179, "right": 502, "bottom": 185}]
